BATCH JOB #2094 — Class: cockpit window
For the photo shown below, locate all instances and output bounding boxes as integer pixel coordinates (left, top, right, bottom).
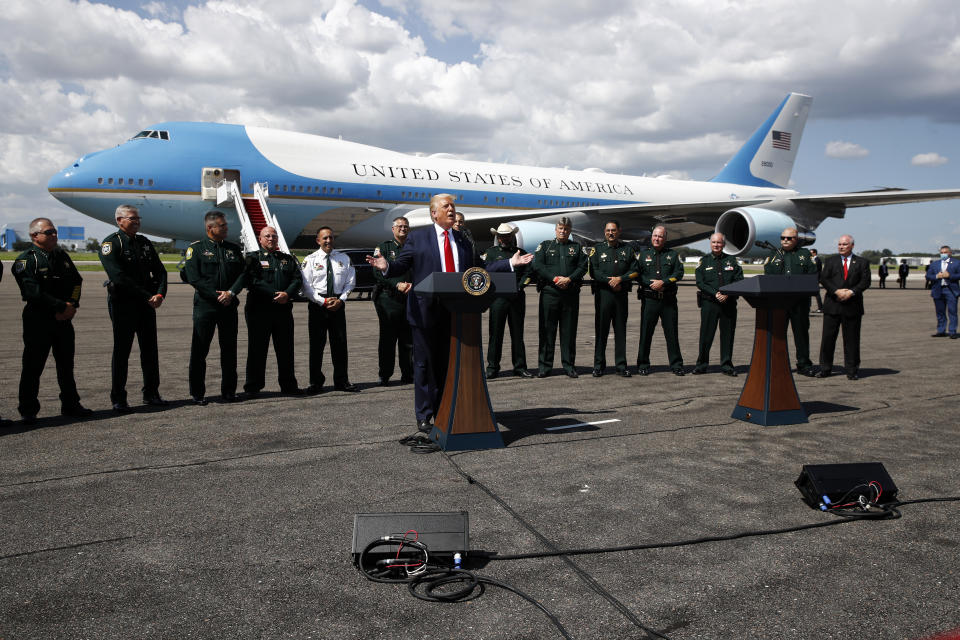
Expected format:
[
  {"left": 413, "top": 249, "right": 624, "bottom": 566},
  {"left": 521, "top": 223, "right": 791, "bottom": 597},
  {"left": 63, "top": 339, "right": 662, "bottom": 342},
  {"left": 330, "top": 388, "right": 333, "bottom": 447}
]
[{"left": 130, "top": 130, "right": 170, "bottom": 141}]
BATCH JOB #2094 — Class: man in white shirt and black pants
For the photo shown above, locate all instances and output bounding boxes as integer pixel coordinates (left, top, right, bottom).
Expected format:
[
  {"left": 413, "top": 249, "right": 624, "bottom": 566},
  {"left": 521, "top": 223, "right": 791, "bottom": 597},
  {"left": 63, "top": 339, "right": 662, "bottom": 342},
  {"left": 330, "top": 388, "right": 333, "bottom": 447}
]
[{"left": 301, "top": 226, "right": 357, "bottom": 392}]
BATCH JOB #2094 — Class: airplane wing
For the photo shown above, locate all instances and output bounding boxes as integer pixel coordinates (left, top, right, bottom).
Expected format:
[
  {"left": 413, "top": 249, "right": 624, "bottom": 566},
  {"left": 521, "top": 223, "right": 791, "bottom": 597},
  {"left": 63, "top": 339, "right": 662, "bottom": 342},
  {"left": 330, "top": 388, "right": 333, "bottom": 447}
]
[{"left": 789, "top": 187, "right": 960, "bottom": 208}]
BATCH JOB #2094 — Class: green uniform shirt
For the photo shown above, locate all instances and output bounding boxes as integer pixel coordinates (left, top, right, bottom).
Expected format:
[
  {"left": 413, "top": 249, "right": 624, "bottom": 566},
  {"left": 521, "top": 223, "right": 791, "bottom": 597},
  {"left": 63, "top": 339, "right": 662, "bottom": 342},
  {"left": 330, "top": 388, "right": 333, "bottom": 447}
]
[
  {"left": 637, "top": 247, "right": 684, "bottom": 294},
  {"left": 373, "top": 239, "right": 412, "bottom": 293},
  {"left": 12, "top": 246, "right": 82, "bottom": 313},
  {"left": 695, "top": 253, "right": 744, "bottom": 298},
  {"left": 99, "top": 230, "right": 168, "bottom": 301},
  {"left": 764, "top": 247, "right": 816, "bottom": 275},
  {"left": 240, "top": 248, "right": 301, "bottom": 304},
  {"left": 589, "top": 241, "right": 639, "bottom": 291},
  {"left": 531, "top": 239, "right": 588, "bottom": 290},
  {"left": 482, "top": 243, "right": 531, "bottom": 287},
  {"left": 183, "top": 237, "right": 246, "bottom": 305}
]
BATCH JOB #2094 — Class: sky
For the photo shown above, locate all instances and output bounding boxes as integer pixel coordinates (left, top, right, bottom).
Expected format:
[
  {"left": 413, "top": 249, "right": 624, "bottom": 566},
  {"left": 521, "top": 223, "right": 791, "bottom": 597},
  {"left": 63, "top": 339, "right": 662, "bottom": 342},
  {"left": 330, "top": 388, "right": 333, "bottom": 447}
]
[{"left": 2, "top": 0, "right": 960, "bottom": 252}]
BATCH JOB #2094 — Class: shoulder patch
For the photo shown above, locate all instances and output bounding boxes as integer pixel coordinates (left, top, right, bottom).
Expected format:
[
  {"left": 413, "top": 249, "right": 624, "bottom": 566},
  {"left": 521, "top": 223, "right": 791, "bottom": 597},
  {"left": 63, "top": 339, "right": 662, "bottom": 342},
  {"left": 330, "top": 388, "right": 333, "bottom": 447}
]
[
  {"left": 535, "top": 243, "right": 542, "bottom": 252},
  {"left": 101, "top": 242, "right": 113, "bottom": 256},
  {"left": 185, "top": 247, "right": 193, "bottom": 260},
  {"left": 13, "top": 259, "right": 26, "bottom": 274}
]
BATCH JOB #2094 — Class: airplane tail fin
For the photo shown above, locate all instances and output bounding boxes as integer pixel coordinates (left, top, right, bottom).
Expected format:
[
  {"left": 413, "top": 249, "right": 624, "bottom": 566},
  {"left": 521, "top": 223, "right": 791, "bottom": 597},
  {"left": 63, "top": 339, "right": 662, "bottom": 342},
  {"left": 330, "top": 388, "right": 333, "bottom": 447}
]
[{"left": 711, "top": 92, "right": 812, "bottom": 189}]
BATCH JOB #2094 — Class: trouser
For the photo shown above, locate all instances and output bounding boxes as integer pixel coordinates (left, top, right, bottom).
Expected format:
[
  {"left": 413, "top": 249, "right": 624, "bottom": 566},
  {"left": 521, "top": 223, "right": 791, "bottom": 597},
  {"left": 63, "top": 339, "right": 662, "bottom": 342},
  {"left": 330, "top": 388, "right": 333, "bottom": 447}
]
[
  {"left": 636, "top": 296, "right": 683, "bottom": 369},
  {"left": 189, "top": 302, "right": 238, "bottom": 399},
  {"left": 538, "top": 288, "right": 579, "bottom": 373},
  {"left": 308, "top": 302, "right": 348, "bottom": 387},
  {"left": 785, "top": 298, "right": 813, "bottom": 370},
  {"left": 819, "top": 312, "right": 862, "bottom": 372},
  {"left": 108, "top": 296, "right": 160, "bottom": 404},
  {"left": 412, "top": 319, "right": 451, "bottom": 421},
  {"left": 374, "top": 292, "right": 413, "bottom": 380},
  {"left": 244, "top": 303, "right": 298, "bottom": 393},
  {"left": 696, "top": 299, "right": 737, "bottom": 370},
  {"left": 899, "top": 276, "right": 907, "bottom": 289},
  {"left": 878, "top": 276, "right": 887, "bottom": 289},
  {"left": 487, "top": 293, "right": 527, "bottom": 374},
  {"left": 18, "top": 308, "right": 81, "bottom": 417},
  {"left": 593, "top": 288, "right": 628, "bottom": 371},
  {"left": 933, "top": 289, "right": 959, "bottom": 334}
]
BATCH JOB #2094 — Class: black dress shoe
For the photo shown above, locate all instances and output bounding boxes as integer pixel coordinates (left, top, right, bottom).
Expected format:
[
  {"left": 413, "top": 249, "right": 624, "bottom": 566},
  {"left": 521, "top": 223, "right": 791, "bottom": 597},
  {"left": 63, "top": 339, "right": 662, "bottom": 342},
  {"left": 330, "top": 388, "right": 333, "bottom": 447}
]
[
  {"left": 721, "top": 369, "right": 738, "bottom": 377},
  {"left": 380, "top": 378, "right": 390, "bottom": 387},
  {"left": 220, "top": 393, "right": 239, "bottom": 403},
  {"left": 192, "top": 396, "right": 208, "bottom": 406},
  {"left": 281, "top": 388, "right": 305, "bottom": 396},
  {"left": 952, "top": 334, "right": 960, "bottom": 339},
  {"left": 305, "top": 384, "right": 324, "bottom": 395},
  {"left": 846, "top": 373, "right": 859, "bottom": 380},
  {"left": 814, "top": 370, "right": 831, "bottom": 378},
  {"left": 21, "top": 414, "right": 37, "bottom": 425},
  {"left": 417, "top": 419, "right": 432, "bottom": 433},
  {"left": 692, "top": 367, "right": 707, "bottom": 375},
  {"left": 592, "top": 369, "right": 603, "bottom": 377},
  {"left": 400, "top": 375, "right": 414, "bottom": 384},
  {"left": 514, "top": 369, "right": 534, "bottom": 378},
  {"left": 537, "top": 370, "right": 550, "bottom": 378},
  {"left": 62, "top": 405, "right": 94, "bottom": 418},
  {"left": 799, "top": 367, "right": 818, "bottom": 377},
  {"left": 143, "top": 395, "right": 169, "bottom": 406},
  {"left": 931, "top": 333, "right": 947, "bottom": 337},
  {"left": 672, "top": 368, "right": 685, "bottom": 377},
  {"left": 636, "top": 368, "right": 650, "bottom": 376},
  {"left": 485, "top": 370, "right": 498, "bottom": 379},
  {"left": 112, "top": 402, "right": 132, "bottom": 414},
  {"left": 241, "top": 391, "right": 260, "bottom": 400},
  {"left": 565, "top": 370, "right": 579, "bottom": 379},
  {"left": 335, "top": 382, "right": 359, "bottom": 392},
  {"left": 618, "top": 369, "right": 632, "bottom": 378}
]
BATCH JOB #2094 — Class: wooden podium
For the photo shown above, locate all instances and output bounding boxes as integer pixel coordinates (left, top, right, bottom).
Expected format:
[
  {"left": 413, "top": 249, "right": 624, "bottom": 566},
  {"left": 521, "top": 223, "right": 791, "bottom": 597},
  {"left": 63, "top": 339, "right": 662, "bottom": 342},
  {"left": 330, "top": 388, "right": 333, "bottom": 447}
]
[
  {"left": 415, "top": 269, "right": 517, "bottom": 451},
  {"left": 720, "top": 275, "right": 819, "bottom": 426}
]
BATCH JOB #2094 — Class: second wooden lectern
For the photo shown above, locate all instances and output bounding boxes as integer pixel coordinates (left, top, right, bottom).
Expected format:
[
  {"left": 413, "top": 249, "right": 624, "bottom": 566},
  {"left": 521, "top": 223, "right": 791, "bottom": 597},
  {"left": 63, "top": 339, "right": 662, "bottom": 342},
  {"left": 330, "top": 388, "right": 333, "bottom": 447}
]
[
  {"left": 720, "top": 274, "right": 819, "bottom": 426},
  {"left": 415, "top": 269, "right": 517, "bottom": 450}
]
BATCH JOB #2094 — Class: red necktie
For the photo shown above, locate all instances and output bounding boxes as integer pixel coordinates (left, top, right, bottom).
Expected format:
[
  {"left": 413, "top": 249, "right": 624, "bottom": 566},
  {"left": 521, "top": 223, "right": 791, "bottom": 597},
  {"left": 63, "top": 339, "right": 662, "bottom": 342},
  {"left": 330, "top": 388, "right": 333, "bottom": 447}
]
[
  {"left": 443, "top": 230, "right": 455, "bottom": 272},
  {"left": 843, "top": 257, "right": 848, "bottom": 279}
]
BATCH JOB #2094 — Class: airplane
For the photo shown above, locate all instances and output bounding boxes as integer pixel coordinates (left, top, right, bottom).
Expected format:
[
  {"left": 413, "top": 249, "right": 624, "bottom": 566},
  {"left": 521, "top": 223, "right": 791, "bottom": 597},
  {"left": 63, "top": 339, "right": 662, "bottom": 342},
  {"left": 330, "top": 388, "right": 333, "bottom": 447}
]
[{"left": 47, "top": 92, "right": 960, "bottom": 256}]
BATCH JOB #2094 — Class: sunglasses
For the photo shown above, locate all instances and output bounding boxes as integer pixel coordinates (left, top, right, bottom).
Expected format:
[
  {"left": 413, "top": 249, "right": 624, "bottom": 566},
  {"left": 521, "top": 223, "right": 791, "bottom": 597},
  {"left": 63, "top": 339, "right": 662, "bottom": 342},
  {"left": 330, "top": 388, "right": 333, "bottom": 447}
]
[
  {"left": 33, "top": 229, "right": 58, "bottom": 236},
  {"left": 780, "top": 236, "right": 797, "bottom": 240}
]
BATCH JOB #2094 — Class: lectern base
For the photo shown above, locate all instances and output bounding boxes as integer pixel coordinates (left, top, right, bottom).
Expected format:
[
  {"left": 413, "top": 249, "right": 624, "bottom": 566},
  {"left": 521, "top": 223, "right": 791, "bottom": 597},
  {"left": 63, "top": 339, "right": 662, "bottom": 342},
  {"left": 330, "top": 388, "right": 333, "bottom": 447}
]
[
  {"left": 428, "top": 426, "right": 505, "bottom": 451},
  {"left": 731, "top": 405, "right": 808, "bottom": 426}
]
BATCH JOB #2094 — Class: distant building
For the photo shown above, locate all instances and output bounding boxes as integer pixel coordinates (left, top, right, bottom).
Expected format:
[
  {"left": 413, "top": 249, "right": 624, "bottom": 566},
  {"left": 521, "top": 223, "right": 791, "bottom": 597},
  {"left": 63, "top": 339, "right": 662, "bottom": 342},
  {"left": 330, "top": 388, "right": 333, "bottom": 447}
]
[{"left": 1, "top": 220, "right": 85, "bottom": 251}]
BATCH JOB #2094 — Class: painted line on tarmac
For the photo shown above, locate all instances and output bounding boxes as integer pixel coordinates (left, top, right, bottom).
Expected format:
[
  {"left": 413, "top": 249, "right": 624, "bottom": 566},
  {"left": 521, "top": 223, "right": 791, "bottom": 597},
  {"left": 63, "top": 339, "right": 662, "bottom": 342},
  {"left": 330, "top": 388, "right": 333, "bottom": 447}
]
[{"left": 545, "top": 418, "right": 620, "bottom": 431}]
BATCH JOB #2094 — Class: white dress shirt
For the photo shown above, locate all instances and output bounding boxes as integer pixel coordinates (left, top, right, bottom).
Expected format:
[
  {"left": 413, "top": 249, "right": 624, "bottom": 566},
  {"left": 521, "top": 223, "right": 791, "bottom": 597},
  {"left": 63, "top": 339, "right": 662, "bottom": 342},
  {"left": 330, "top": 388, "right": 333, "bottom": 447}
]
[
  {"left": 301, "top": 248, "right": 356, "bottom": 304},
  {"left": 434, "top": 223, "right": 461, "bottom": 272}
]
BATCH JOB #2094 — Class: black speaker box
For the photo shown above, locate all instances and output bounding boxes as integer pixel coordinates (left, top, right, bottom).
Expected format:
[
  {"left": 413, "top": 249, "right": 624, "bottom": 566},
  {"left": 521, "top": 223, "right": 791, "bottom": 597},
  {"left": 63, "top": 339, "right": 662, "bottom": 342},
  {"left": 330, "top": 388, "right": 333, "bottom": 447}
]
[
  {"left": 352, "top": 511, "right": 469, "bottom": 564},
  {"left": 795, "top": 462, "right": 898, "bottom": 510}
]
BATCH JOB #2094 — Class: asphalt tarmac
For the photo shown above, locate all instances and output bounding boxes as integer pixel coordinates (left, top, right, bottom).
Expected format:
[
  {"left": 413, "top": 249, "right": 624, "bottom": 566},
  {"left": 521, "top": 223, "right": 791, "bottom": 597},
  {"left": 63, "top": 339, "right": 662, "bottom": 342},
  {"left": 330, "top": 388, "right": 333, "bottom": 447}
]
[{"left": 1, "top": 269, "right": 957, "bottom": 640}]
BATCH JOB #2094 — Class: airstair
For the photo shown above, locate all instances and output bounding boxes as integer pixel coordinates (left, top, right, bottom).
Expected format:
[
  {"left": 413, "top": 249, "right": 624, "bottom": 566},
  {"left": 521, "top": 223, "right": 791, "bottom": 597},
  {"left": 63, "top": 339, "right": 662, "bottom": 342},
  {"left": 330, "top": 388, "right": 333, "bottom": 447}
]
[{"left": 217, "top": 180, "right": 291, "bottom": 255}]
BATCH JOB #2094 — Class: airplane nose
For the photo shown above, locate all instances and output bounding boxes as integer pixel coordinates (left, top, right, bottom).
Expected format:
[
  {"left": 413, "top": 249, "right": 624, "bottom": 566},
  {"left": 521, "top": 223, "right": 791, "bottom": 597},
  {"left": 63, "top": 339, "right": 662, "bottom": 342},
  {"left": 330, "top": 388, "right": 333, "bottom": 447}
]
[{"left": 47, "top": 165, "right": 75, "bottom": 201}]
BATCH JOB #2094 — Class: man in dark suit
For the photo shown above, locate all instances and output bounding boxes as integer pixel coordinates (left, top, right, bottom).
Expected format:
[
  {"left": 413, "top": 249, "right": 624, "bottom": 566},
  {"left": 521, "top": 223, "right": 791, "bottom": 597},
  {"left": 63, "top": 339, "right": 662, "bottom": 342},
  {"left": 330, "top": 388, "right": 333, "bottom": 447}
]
[
  {"left": 925, "top": 245, "right": 960, "bottom": 338},
  {"left": 816, "top": 235, "right": 871, "bottom": 380},
  {"left": 878, "top": 260, "right": 889, "bottom": 289},
  {"left": 366, "top": 194, "right": 533, "bottom": 432},
  {"left": 898, "top": 260, "right": 910, "bottom": 288}
]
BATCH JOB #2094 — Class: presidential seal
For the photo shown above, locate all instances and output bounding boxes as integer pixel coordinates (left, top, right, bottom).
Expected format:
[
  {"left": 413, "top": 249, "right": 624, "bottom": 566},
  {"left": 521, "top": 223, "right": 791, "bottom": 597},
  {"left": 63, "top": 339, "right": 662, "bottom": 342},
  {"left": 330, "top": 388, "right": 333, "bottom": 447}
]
[{"left": 462, "top": 266, "right": 491, "bottom": 296}]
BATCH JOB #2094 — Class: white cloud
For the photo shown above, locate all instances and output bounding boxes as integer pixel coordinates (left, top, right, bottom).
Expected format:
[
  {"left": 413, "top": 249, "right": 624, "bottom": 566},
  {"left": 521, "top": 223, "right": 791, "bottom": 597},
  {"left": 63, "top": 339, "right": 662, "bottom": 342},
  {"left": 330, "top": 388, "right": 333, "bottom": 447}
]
[
  {"left": 911, "top": 152, "right": 948, "bottom": 166},
  {"left": 2, "top": 0, "right": 960, "bottom": 245},
  {"left": 825, "top": 141, "right": 869, "bottom": 159}
]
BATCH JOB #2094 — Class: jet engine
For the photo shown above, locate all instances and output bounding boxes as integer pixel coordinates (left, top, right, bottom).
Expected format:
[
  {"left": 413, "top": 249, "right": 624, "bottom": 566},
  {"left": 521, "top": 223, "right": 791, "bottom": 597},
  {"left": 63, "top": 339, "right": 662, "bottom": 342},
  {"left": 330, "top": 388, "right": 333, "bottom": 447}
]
[
  {"left": 501, "top": 220, "right": 562, "bottom": 253},
  {"left": 715, "top": 207, "right": 815, "bottom": 258}
]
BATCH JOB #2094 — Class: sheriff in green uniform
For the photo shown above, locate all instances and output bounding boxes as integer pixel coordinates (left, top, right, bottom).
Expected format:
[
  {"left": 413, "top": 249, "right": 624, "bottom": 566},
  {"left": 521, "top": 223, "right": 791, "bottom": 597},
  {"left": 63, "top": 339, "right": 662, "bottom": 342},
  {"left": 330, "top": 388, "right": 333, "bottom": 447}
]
[
  {"left": 693, "top": 233, "right": 743, "bottom": 376},
  {"left": 483, "top": 223, "right": 532, "bottom": 378},
  {"left": 531, "top": 217, "right": 588, "bottom": 378},
  {"left": 589, "top": 220, "right": 639, "bottom": 377},
  {"left": 99, "top": 205, "right": 168, "bottom": 411},
  {"left": 635, "top": 225, "right": 686, "bottom": 375},
  {"left": 13, "top": 218, "right": 92, "bottom": 422},
  {"left": 183, "top": 211, "right": 246, "bottom": 404},
  {"left": 372, "top": 217, "right": 414, "bottom": 386},
  {"left": 763, "top": 227, "right": 817, "bottom": 376},
  {"left": 240, "top": 226, "right": 302, "bottom": 397}
]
